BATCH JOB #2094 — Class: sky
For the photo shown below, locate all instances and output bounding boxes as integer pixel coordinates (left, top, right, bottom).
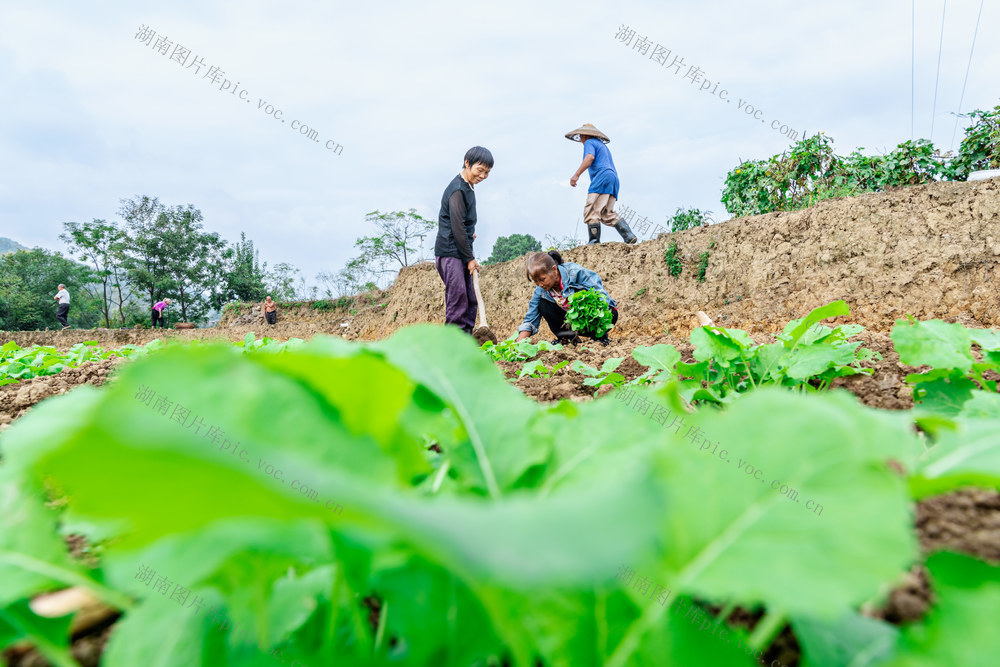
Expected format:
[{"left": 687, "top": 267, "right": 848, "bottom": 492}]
[{"left": 1, "top": 0, "right": 996, "bottom": 291}]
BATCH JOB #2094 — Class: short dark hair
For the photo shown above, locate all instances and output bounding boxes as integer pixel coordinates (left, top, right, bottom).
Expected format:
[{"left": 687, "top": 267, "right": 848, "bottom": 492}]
[{"left": 464, "top": 146, "right": 494, "bottom": 169}]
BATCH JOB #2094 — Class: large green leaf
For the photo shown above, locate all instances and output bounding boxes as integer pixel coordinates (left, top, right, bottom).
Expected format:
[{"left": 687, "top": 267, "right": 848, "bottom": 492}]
[
  {"left": 1, "top": 342, "right": 662, "bottom": 591},
  {"left": 0, "top": 466, "right": 121, "bottom": 607},
  {"left": 781, "top": 301, "right": 851, "bottom": 350},
  {"left": 370, "top": 324, "right": 550, "bottom": 496},
  {"left": 879, "top": 552, "right": 1000, "bottom": 666},
  {"left": 631, "top": 344, "right": 681, "bottom": 374},
  {"left": 606, "top": 386, "right": 920, "bottom": 662},
  {"left": 784, "top": 343, "right": 859, "bottom": 380},
  {"left": 102, "top": 589, "right": 227, "bottom": 667},
  {"left": 691, "top": 327, "right": 745, "bottom": 366},
  {"left": 891, "top": 319, "right": 974, "bottom": 371},
  {"left": 792, "top": 611, "right": 898, "bottom": 667},
  {"left": 910, "top": 418, "right": 1000, "bottom": 498},
  {"left": 0, "top": 600, "right": 76, "bottom": 667}
]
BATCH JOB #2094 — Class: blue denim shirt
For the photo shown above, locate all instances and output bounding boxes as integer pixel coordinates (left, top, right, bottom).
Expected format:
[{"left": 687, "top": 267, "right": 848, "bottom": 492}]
[{"left": 517, "top": 262, "right": 617, "bottom": 335}]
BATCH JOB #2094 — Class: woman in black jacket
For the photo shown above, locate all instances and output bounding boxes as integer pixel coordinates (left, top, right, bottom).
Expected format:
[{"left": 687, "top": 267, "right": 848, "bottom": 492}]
[{"left": 433, "top": 146, "right": 493, "bottom": 334}]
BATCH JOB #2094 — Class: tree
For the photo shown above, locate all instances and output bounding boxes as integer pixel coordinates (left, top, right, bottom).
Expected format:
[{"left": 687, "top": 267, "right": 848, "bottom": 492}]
[
  {"left": 0, "top": 272, "right": 35, "bottom": 331},
  {"left": 349, "top": 209, "right": 436, "bottom": 288},
  {"left": 225, "top": 232, "right": 268, "bottom": 302},
  {"left": 118, "top": 195, "right": 176, "bottom": 309},
  {"left": 60, "top": 219, "right": 128, "bottom": 328},
  {"left": 157, "top": 205, "right": 226, "bottom": 323},
  {"left": 543, "top": 234, "right": 582, "bottom": 251},
  {"left": 484, "top": 233, "right": 542, "bottom": 265},
  {"left": 266, "top": 262, "right": 300, "bottom": 301},
  {"left": 0, "top": 249, "right": 100, "bottom": 329}
]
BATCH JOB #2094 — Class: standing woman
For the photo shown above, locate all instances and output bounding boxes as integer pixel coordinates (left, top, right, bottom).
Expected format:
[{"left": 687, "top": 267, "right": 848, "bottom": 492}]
[{"left": 433, "top": 146, "right": 493, "bottom": 334}]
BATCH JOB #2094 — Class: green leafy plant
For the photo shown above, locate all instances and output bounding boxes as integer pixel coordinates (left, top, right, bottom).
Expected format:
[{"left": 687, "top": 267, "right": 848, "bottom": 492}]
[
  {"left": 606, "top": 301, "right": 880, "bottom": 406},
  {"left": 891, "top": 317, "right": 1000, "bottom": 420},
  {"left": 0, "top": 340, "right": 154, "bottom": 386},
  {"left": 7, "top": 323, "right": 1000, "bottom": 664},
  {"left": 946, "top": 102, "right": 1000, "bottom": 180},
  {"left": 0, "top": 325, "right": 943, "bottom": 664},
  {"left": 666, "top": 207, "right": 713, "bottom": 232},
  {"left": 664, "top": 241, "right": 682, "bottom": 277},
  {"left": 564, "top": 290, "right": 614, "bottom": 339},
  {"left": 480, "top": 337, "right": 561, "bottom": 363},
  {"left": 570, "top": 357, "right": 626, "bottom": 393},
  {"left": 517, "top": 359, "right": 570, "bottom": 379},
  {"left": 696, "top": 250, "right": 710, "bottom": 283}
]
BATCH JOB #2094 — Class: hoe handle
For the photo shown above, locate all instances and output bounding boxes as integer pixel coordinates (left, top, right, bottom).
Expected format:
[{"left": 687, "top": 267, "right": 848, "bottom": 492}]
[{"left": 472, "top": 269, "right": 489, "bottom": 329}]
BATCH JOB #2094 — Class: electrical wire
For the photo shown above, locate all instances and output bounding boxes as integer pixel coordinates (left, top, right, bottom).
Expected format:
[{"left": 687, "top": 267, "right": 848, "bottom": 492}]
[
  {"left": 950, "top": 0, "right": 985, "bottom": 151},
  {"left": 930, "top": 0, "right": 947, "bottom": 142}
]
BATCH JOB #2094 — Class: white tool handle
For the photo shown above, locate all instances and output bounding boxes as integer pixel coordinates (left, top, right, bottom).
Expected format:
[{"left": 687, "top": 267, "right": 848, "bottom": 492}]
[{"left": 472, "top": 269, "right": 488, "bottom": 328}]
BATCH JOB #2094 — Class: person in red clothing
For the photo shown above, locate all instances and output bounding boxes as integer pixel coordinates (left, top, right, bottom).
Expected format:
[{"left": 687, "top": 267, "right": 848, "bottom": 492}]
[{"left": 151, "top": 298, "right": 171, "bottom": 328}]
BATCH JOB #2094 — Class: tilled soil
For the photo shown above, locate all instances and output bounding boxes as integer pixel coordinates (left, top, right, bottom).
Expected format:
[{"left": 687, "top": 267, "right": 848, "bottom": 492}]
[{"left": 0, "top": 359, "right": 121, "bottom": 434}]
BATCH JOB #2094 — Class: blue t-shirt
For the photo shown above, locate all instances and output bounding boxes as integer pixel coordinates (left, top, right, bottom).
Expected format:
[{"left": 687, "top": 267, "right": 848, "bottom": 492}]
[{"left": 583, "top": 138, "right": 619, "bottom": 199}]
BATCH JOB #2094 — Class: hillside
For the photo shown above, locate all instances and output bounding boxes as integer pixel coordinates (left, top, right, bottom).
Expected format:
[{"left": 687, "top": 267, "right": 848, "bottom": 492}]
[
  {"left": 0, "top": 237, "right": 26, "bottom": 254},
  {"left": 305, "top": 177, "right": 1000, "bottom": 339}
]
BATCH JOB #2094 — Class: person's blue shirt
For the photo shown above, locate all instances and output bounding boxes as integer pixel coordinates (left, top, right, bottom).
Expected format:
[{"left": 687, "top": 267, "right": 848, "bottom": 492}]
[
  {"left": 583, "top": 138, "right": 620, "bottom": 199},
  {"left": 517, "top": 262, "right": 617, "bottom": 335}
]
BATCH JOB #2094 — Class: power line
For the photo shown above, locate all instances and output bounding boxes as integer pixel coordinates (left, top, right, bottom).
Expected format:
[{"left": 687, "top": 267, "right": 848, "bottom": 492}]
[
  {"left": 930, "top": 0, "right": 947, "bottom": 142},
  {"left": 910, "top": 2, "right": 918, "bottom": 140},
  {"left": 950, "top": 0, "right": 985, "bottom": 151},
  {"left": 911, "top": 0, "right": 915, "bottom": 141}
]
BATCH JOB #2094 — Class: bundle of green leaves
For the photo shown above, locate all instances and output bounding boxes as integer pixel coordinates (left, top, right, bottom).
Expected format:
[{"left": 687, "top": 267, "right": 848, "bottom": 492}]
[{"left": 565, "top": 289, "right": 614, "bottom": 339}]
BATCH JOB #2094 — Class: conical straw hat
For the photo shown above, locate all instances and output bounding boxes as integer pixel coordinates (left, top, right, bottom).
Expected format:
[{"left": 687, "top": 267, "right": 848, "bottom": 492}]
[{"left": 565, "top": 123, "right": 610, "bottom": 144}]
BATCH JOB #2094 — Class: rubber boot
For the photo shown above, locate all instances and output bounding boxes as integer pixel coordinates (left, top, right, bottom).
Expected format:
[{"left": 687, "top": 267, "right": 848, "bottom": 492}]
[
  {"left": 614, "top": 219, "right": 638, "bottom": 244},
  {"left": 587, "top": 223, "right": 601, "bottom": 244}
]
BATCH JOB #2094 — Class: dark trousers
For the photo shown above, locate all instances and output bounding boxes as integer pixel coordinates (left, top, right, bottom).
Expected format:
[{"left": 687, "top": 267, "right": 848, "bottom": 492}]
[
  {"left": 435, "top": 256, "right": 477, "bottom": 333},
  {"left": 56, "top": 303, "right": 70, "bottom": 327},
  {"left": 151, "top": 309, "right": 164, "bottom": 328},
  {"left": 538, "top": 299, "right": 619, "bottom": 338},
  {"left": 265, "top": 311, "right": 276, "bottom": 325}
]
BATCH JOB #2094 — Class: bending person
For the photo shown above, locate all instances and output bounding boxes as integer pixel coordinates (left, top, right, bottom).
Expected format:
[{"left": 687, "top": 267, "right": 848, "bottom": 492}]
[
  {"left": 151, "top": 298, "right": 171, "bottom": 329},
  {"left": 515, "top": 250, "right": 618, "bottom": 346}
]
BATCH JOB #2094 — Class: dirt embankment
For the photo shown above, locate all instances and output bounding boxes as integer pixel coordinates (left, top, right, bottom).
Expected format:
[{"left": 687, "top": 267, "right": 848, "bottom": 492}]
[
  {"left": 5, "top": 178, "right": 997, "bottom": 350},
  {"left": 359, "top": 178, "right": 1000, "bottom": 339}
]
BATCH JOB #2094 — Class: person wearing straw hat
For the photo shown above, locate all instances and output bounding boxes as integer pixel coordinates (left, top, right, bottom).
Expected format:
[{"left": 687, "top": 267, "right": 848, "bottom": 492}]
[{"left": 566, "top": 123, "right": 637, "bottom": 245}]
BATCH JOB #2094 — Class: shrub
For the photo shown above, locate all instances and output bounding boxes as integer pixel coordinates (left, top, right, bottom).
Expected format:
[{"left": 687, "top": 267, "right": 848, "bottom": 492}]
[
  {"left": 697, "top": 251, "right": 710, "bottom": 283},
  {"left": 667, "top": 208, "right": 713, "bottom": 232},
  {"left": 665, "top": 242, "right": 682, "bottom": 277}
]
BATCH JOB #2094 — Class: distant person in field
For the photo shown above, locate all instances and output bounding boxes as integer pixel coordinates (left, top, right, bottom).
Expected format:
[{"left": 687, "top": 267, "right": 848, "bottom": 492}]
[
  {"left": 263, "top": 296, "right": 277, "bottom": 325},
  {"left": 434, "top": 145, "right": 493, "bottom": 334},
  {"left": 53, "top": 284, "right": 71, "bottom": 330},
  {"left": 151, "top": 298, "right": 171, "bottom": 328},
  {"left": 515, "top": 251, "right": 618, "bottom": 346},
  {"left": 566, "top": 123, "right": 636, "bottom": 245}
]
